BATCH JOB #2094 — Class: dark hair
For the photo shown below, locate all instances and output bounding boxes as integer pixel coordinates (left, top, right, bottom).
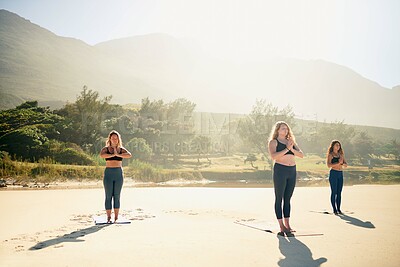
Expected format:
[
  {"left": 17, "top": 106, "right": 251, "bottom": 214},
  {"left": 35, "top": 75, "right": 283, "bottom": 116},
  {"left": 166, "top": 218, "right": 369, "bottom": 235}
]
[{"left": 327, "top": 140, "right": 344, "bottom": 156}]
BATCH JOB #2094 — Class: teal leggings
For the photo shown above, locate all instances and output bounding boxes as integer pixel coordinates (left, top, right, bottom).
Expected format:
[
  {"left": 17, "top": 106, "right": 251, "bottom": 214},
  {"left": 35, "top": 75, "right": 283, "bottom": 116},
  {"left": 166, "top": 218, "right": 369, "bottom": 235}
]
[{"left": 103, "top": 167, "right": 124, "bottom": 210}]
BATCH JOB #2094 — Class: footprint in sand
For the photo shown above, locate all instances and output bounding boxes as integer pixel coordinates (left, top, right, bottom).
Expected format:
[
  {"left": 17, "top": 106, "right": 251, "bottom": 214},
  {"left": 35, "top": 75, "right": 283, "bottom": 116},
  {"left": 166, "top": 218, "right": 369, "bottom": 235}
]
[
  {"left": 130, "top": 214, "right": 156, "bottom": 220},
  {"left": 186, "top": 210, "right": 199, "bottom": 216},
  {"left": 15, "top": 245, "right": 24, "bottom": 252},
  {"left": 6, "top": 210, "right": 155, "bottom": 253},
  {"left": 241, "top": 218, "right": 256, "bottom": 222},
  {"left": 164, "top": 209, "right": 200, "bottom": 216},
  {"left": 70, "top": 214, "right": 94, "bottom": 224},
  {"left": 118, "top": 208, "right": 156, "bottom": 221}
]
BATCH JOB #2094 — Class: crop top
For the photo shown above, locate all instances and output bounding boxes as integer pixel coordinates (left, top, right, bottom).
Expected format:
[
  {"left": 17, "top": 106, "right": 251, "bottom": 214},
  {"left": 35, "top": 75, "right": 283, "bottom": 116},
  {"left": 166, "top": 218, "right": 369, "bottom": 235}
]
[
  {"left": 276, "top": 139, "right": 295, "bottom": 155},
  {"left": 104, "top": 147, "right": 124, "bottom": 161}
]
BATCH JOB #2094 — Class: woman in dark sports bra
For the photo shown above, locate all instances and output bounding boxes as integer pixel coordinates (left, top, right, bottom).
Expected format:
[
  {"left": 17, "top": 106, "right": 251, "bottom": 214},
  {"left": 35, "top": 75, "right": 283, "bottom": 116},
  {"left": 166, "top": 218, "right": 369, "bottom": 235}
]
[
  {"left": 326, "top": 140, "right": 347, "bottom": 215},
  {"left": 268, "top": 121, "right": 304, "bottom": 235},
  {"left": 100, "top": 130, "right": 132, "bottom": 223}
]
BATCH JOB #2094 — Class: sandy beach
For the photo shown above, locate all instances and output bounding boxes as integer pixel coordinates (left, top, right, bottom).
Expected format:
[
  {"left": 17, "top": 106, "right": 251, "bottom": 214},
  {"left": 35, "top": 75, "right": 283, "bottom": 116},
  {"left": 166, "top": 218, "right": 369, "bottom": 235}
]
[{"left": 0, "top": 185, "right": 399, "bottom": 267}]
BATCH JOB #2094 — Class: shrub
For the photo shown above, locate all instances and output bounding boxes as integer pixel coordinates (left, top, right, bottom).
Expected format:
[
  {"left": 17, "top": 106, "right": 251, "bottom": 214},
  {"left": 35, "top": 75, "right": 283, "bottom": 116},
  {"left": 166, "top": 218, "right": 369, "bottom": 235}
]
[{"left": 53, "top": 148, "right": 96, "bottom": 165}]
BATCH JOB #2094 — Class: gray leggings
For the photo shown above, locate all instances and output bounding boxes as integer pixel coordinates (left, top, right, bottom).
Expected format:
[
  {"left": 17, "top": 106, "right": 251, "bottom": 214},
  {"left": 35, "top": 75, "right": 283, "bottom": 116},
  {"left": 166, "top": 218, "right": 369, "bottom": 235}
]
[
  {"left": 273, "top": 163, "right": 297, "bottom": 219},
  {"left": 103, "top": 167, "right": 124, "bottom": 210}
]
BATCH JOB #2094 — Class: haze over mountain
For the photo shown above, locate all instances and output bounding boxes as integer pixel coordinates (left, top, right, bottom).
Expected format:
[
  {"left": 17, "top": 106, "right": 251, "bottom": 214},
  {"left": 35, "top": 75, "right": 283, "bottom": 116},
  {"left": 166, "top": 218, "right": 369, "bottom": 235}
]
[{"left": 1, "top": 9, "right": 399, "bottom": 129}]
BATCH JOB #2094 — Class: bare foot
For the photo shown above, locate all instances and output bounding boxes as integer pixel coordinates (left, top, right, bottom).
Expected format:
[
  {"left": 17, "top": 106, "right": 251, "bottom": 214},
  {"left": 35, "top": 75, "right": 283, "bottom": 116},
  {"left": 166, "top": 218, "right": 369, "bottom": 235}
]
[
  {"left": 280, "top": 226, "right": 289, "bottom": 233},
  {"left": 284, "top": 225, "right": 296, "bottom": 232}
]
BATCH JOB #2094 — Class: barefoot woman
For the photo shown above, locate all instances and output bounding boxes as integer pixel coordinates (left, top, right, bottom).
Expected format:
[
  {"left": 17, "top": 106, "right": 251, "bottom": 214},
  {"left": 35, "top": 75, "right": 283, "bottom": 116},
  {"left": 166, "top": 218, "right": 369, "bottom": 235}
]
[
  {"left": 268, "top": 121, "right": 304, "bottom": 234},
  {"left": 100, "top": 130, "right": 132, "bottom": 223},
  {"left": 326, "top": 140, "right": 347, "bottom": 215}
]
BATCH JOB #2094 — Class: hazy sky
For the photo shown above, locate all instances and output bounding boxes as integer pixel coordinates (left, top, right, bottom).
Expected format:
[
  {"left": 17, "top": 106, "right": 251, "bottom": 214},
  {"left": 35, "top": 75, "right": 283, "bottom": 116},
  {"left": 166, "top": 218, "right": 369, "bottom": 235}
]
[{"left": 1, "top": 0, "right": 399, "bottom": 89}]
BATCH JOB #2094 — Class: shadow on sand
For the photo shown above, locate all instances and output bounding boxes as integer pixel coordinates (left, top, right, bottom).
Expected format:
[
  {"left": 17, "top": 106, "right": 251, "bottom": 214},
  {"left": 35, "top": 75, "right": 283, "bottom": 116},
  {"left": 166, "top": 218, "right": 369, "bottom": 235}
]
[
  {"left": 310, "top": 211, "right": 375, "bottom": 229},
  {"left": 338, "top": 214, "right": 375, "bottom": 229},
  {"left": 278, "top": 235, "right": 327, "bottom": 267},
  {"left": 29, "top": 224, "right": 109, "bottom": 250}
]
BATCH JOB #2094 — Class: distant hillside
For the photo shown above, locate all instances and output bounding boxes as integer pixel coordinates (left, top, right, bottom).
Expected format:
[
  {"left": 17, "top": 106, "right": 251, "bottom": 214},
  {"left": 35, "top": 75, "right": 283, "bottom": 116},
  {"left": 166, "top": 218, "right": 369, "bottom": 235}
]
[
  {"left": 0, "top": 9, "right": 161, "bottom": 105},
  {"left": 191, "top": 111, "right": 400, "bottom": 142},
  {"left": 0, "top": 92, "right": 25, "bottom": 109},
  {"left": 0, "top": 9, "right": 399, "bottom": 129}
]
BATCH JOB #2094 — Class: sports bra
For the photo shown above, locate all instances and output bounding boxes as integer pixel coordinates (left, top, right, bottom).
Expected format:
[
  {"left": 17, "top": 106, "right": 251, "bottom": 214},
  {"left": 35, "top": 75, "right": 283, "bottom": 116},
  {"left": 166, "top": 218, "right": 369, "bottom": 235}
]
[
  {"left": 331, "top": 156, "right": 340, "bottom": 164},
  {"left": 276, "top": 139, "right": 295, "bottom": 155},
  {"left": 104, "top": 147, "right": 124, "bottom": 161}
]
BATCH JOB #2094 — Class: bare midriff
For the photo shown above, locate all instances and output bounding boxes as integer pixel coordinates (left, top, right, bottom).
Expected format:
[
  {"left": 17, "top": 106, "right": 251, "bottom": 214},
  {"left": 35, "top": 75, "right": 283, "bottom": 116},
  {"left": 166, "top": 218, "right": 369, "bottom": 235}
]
[
  {"left": 330, "top": 164, "right": 343, "bottom": 171},
  {"left": 105, "top": 160, "right": 122, "bottom": 168},
  {"left": 275, "top": 154, "right": 296, "bottom": 166}
]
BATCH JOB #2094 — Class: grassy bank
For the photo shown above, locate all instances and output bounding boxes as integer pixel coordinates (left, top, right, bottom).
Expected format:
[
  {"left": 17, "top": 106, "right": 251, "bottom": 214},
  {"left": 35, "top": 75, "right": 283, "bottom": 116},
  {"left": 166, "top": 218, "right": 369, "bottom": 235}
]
[
  {"left": 0, "top": 157, "right": 104, "bottom": 186},
  {"left": 1, "top": 155, "right": 399, "bottom": 188}
]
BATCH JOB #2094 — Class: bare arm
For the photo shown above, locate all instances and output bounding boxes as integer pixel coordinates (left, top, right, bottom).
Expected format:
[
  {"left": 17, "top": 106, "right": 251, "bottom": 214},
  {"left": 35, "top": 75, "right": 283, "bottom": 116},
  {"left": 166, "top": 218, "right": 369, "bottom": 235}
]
[
  {"left": 119, "top": 147, "right": 132, "bottom": 159},
  {"left": 100, "top": 147, "right": 132, "bottom": 159},
  {"left": 268, "top": 140, "right": 289, "bottom": 160},
  {"left": 341, "top": 154, "right": 348, "bottom": 168},
  {"left": 100, "top": 147, "right": 115, "bottom": 159},
  {"left": 327, "top": 154, "right": 334, "bottom": 168},
  {"left": 326, "top": 154, "right": 342, "bottom": 168},
  {"left": 291, "top": 143, "right": 304, "bottom": 158}
]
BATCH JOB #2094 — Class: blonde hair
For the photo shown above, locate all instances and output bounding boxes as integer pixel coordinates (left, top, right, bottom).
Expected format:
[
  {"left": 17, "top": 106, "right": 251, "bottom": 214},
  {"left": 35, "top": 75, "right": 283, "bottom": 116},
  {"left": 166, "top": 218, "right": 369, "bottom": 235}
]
[
  {"left": 327, "top": 140, "right": 344, "bottom": 156},
  {"left": 106, "top": 130, "right": 122, "bottom": 147},
  {"left": 269, "top": 121, "right": 295, "bottom": 142}
]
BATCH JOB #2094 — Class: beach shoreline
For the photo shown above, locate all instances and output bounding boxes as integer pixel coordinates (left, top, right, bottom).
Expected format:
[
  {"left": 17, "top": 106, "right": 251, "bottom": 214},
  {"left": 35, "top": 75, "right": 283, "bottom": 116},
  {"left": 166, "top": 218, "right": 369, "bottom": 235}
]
[{"left": 1, "top": 176, "right": 398, "bottom": 191}]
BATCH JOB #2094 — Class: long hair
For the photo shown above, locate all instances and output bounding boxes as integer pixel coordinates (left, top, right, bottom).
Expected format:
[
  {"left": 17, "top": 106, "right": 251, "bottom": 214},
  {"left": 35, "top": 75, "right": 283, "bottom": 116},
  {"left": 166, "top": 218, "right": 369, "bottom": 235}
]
[
  {"left": 106, "top": 130, "right": 122, "bottom": 147},
  {"left": 327, "top": 140, "right": 344, "bottom": 156},
  {"left": 269, "top": 121, "right": 295, "bottom": 142}
]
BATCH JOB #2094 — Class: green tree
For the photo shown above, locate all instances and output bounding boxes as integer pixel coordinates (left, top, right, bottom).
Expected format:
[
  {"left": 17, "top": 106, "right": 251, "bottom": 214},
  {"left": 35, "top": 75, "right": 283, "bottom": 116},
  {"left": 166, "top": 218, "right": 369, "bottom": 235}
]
[
  {"left": 385, "top": 139, "right": 400, "bottom": 160},
  {"left": 0, "top": 101, "right": 62, "bottom": 137},
  {"left": 125, "top": 137, "right": 153, "bottom": 161},
  {"left": 315, "top": 121, "right": 356, "bottom": 158},
  {"left": 137, "top": 98, "right": 196, "bottom": 162},
  {"left": 136, "top": 98, "right": 166, "bottom": 156},
  {"left": 167, "top": 98, "right": 196, "bottom": 121},
  {"left": 353, "top": 131, "right": 374, "bottom": 162},
  {"left": 237, "top": 99, "right": 295, "bottom": 167},
  {"left": 139, "top": 97, "right": 167, "bottom": 121},
  {"left": 0, "top": 101, "right": 65, "bottom": 161},
  {"left": 16, "top": 100, "right": 39, "bottom": 109},
  {"left": 0, "top": 125, "right": 49, "bottom": 161},
  {"left": 55, "top": 86, "right": 112, "bottom": 152},
  {"left": 163, "top": 98, "right": 196, "bottom": 161}
]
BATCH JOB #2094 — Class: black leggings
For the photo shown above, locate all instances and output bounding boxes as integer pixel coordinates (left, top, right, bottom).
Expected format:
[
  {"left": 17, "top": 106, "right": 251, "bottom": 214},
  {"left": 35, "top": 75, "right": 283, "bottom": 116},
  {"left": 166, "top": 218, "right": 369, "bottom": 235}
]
[
  {"left": 329, "top": 169, "right": 343, "bottom": 212},
  {"left": 103, "top": 167, "right": 124, "bottom": 210},
  {"left": 273, "top": 163, "right": 297, "bottom": 219}
]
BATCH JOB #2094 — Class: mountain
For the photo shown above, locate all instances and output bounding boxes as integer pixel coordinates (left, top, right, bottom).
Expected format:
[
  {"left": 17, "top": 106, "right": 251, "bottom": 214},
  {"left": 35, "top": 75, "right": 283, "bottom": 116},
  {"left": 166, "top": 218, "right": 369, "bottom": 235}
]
[
  {"left": 0, "top": 9, "right": 166, "bottom": 105},
  {"left": 0, "top": 9, "right": 399, "bottom": 129}
]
